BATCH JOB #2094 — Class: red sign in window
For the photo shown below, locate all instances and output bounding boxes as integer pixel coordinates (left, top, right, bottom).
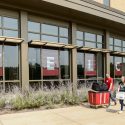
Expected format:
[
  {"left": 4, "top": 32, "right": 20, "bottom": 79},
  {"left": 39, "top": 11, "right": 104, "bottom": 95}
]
[
  {"left": 43, "top": 68, "right": 59, "bottom": 76},
  {"left": 0, "top": 67, "right": 3, "bottom": 76}
]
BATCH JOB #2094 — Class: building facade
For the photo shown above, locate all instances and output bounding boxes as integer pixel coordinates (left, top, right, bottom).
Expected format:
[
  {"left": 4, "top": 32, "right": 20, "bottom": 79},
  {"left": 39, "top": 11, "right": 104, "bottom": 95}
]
[{"left": 0, "top": 0, "right": 125, "bottom": 92}]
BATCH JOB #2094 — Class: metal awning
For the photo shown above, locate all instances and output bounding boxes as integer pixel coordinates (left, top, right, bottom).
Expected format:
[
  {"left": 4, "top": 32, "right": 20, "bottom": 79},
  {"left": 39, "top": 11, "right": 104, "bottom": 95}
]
[
  {"left": 0, "top": 36, "right": 24, "bottom": 43},
  {"left": 78, "top": 46, "right": 91, "bottom": 51},
  {"left": 64, "top": 44, "right": 77, "bottom": 49},
  {"left": 78, "top": 47, "right": 101, "bottom": 52},
  {"left": 111, "top": 51, "right": 121, "bottom": 55},
  {"left": 101, "top": 49, "right": 111, "bottom": 53},
  {"left": 78, "top": 47, "right": 112, "bottom": 53},
  {"left": 116, "top": 52, "right": 125, "bottom": 56},
  {"left": 29, "top": 40, "right": 77, "bottom": 49},
  {"left": 89, "top": 48, "right": 101, "bottom": 52}
]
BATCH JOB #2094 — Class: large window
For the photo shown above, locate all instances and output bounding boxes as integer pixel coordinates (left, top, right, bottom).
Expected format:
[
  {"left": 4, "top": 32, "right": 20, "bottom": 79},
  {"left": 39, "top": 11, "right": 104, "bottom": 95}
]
[
  {"left": 109, "top": 37, "right": 125, "bottom": 52},
  {"left": 29, "top": 48, "right": 70, "bottom": 80},
  {"left": 4, "top": 45, "right": 19, "bottom": 80},
  {"left": 85, "top": 53, "right": 97, "bottom": 78},
  {"left": 42, "top": 49, "right": 59, "bottom": 79},
  {"left": 77, "top": 53, "right": 99, "bottom": 79},
  {"left": 60, "top": 50, "right": 70, "bottom": 79},
  {"left": 110, "top": 56, "right": 125, "bottom": 87},
  {"left": 29, "top": 48, "right": 41, "bottom": 80},
  {"left": 0, "top": 46, "right": 3, "bottom": 80},
  {"left": 0, "top": 44, "right": 19, "bottom": 81},
  {"left": 0, "top": 16, "right": 18, "bottom": 37},
  {"left": 76, "top": 31, "right": 103, "bottom": 48},
  {"left": 28, "top": 21, "right": 69, "bottom": 44},
  {"left": 110, "top": 56, "right": 125, "bottom": 79},
  {"left": 77, "top": 53, "right": 84, "bottom": 79}
]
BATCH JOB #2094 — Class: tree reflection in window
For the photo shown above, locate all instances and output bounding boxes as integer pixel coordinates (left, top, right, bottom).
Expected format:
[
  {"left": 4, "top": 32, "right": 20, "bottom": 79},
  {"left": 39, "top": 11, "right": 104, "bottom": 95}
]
[
  {"left": 60, "top": 50, "right": 70, "bottom": 79},
  {"left": 0, "top": 46, "right": 3, "bottom": 80},
  {"left": 29, "top": 48, "right": 41, "bottom": 80},
  {"left": 4, "top": 45, "right": 19, "bottom": 80}
]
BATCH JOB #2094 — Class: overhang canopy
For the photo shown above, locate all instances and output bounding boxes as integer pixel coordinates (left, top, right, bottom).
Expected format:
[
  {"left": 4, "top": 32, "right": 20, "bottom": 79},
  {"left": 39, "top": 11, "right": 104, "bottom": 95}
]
[
  {"left": 29, "top": 40, "right": 77, "bottom": 49},
  {"left": 0, "top": 36, "right": 24, "bottom": 43},
  {"left": 78, "top": 47, "right": 111, "bottom": 53}
]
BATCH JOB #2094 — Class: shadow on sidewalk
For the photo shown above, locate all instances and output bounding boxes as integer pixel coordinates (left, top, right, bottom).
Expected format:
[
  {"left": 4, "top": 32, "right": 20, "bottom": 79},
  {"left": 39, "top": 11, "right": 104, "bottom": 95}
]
[
  {"left": 82, "top": 103, "right": 118, "bottom": 113},
  {"left": 106, "top": 108, "right": 118, "bottom": 113}
]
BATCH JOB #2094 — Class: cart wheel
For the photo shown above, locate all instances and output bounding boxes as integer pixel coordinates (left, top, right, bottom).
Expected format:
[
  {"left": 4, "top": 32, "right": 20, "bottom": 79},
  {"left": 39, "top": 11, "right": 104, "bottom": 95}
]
[
  {"left": 95, "top": 106, "right": 98, "bottom": 109},
  {"left": 90, "top": 105, "right": 93, "bottom": 108},
  {"left": 106, "top": 105, "right": 110, "bottom": 108}
]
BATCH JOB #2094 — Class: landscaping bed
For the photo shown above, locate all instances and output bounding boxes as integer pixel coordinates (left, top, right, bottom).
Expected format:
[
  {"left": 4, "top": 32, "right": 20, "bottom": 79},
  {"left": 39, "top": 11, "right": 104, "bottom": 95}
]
[{"left": 0, "top": 88, "right": 88, "bottom": 115}]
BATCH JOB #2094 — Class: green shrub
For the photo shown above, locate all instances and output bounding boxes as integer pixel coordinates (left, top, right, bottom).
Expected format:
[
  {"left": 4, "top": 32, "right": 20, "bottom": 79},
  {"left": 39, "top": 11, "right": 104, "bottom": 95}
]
[
  {"left": 9, "top": 86, "right": 88, "bottom": 110},
  {"left": 11, "top": 95, "right": 26, "bottom": 110},
  {"left": 0, "top": 98, "right": 6, "bottom": 109}
]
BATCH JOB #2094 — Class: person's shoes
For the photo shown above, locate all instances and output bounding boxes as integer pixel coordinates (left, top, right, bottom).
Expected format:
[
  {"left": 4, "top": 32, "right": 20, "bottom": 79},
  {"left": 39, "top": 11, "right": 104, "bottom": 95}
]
[{"left": 118, "top": 111, "right": 123, "bottom": 114}]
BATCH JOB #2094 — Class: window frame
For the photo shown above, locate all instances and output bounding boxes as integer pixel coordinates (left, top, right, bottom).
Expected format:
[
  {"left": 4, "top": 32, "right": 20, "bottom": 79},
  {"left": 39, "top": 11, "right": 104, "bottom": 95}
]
[
  {"left": 28, "top": 20, "right": 69, "bottom": 44},
  {"left": 76, "top": 30, "right": 104, "bottom": 48},
  {"left": 28, "top": 46, "right": 71, "bottom": 81}
]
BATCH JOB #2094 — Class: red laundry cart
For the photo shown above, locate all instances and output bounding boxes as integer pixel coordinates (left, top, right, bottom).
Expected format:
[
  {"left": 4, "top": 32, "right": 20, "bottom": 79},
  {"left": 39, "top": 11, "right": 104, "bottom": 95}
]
[{"left": 88, "top": 90, "right": 110, "bottom": 108}]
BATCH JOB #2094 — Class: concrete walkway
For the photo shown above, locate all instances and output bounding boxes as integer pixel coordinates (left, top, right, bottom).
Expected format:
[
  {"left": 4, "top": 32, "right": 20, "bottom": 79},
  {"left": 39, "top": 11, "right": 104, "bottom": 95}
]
[{"left": 0, "top": 103, "right": 125, "bottom": 125}]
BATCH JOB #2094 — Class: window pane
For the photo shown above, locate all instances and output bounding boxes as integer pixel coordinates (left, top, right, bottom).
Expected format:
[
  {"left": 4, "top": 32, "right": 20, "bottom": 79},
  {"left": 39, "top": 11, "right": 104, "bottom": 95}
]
[
  {"left": 77, "top": 53, "right": 84, "bottom": 79},
  {"left": 97, "top": 43, "right": 102, "bottom": 49},
  {"left": 123, "top": 48, "right": 125, "bottom": 52},
  {"left": 97, "top": 53, "right": 103, "bottom": 77},
  {"left": 122, "top": 58, "right": 125, "bottom": 76},
  {"left": 42, "top": 35, "right": 58, "bottom": 42},
  {"left": 123, "top": 58, "right": 125, "bottom": 62},
  {"left": 42, "top": 49, "right": 59, "bottom": 79},
  {"left": 114, "top": 39, "right": 122, "bottom": 46},
  {"left": 3, "top": 30, "right": 18, "bottom": 37},
  {"left": 0, "top": 46, "right": 3, "bottom": 80},
  {"left": 28, "top": 21, "right": 40, "bottom": 32},
  {"left": 115, "top": 57, "right": 122, "bottom": 78},
  {"left": 110, "top": 56, "right": 114, "bottom": 78},
  {"left": 4, "top": 45, "right": 19, "bottom": 80},
  {"left": 3, "top": 17, "right": 18, "bottom": 29},
  {"left": 85, "top": 41, "right": 96, "bottom": 48},
  {"left": 0, "top": 29, "right": 2, "bottom": 36},
  {"left": 123, "top": 41, "right": 125, "bottom": 47},
  {"left": 59, "top": 27, "right": 68, "bottom": 37},
  {"left": 0, "top": 16, "right": 1, "bottom": 27},
  {"left": 60, "top": 50, "right": 70, "bottom": 79},
  {"left": 85, "top": 53, "right": 97, "bottom": 78},
  {"left": 42, "top": 24, "right": 58, "bottom": 36},
  {"left": 109, "top": 45, "right": 113, "bottom": 50},
  {"left": 109, "top": 37, "right": 113, "bottom": 45},
  {"left": 28, "top": 33, "right": 40, "bottom": 41},
  {"left": 59, "top": 38, "right": 68, "bottom": 44},
  {"left": 76, "top": 40, "right": 84, "bottom": 47},
  {"left": 114, "top": 47, "right": 121, "bottom": 51},
  {"left": 85, "top": 33, "right": 96, "bottom": 42},
  {"left": 97, "top": 35, "right": 103, "bottom": 43},
  {"left": 76, "top": 31, "right": 83, "bottom": 40},
  {"left": 103, "top": 0, "right": 110, "bottom": 6},
  {"left": 29, "top": 48, "right": 41, "bottom": 80}
]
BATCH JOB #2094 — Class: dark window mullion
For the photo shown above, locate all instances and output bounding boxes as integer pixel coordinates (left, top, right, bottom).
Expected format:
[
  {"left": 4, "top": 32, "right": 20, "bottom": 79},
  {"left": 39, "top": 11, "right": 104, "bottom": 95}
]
[
  {"left": 40, "top": 23, "right": 42, "bottom": 40},
  {"left": 58, "top": 26, "right": 60, "bottom": 43},
  {"left": 1, "top": 17, "right": 4, "bottom": 36},
  {"left": 83, "top": 32, "right": 85, "bottom": 46}
]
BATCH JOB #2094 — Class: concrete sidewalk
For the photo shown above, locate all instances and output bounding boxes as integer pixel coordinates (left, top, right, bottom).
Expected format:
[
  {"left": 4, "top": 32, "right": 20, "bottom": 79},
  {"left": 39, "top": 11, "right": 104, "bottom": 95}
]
[{"left": 0, "top": 103, "right": 125, "bottom": 125}]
